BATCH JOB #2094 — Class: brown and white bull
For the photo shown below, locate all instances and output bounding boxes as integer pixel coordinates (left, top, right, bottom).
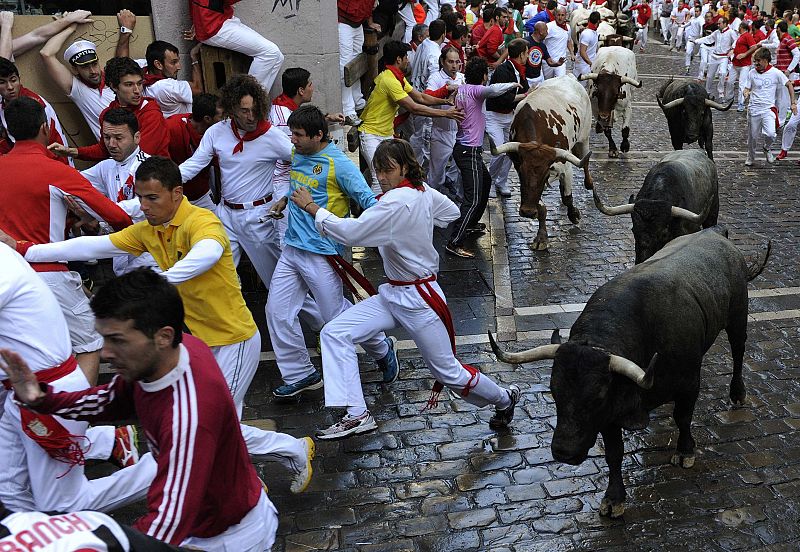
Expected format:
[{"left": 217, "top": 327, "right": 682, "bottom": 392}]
[
  {"left": 489, "top": 76, "right": 592, "bottom": 251},
  {"left": 570, "top": 6, "right": 618, "bottom": 44},
  {"left": 579, "top": 46, "right": 641, "bottom": 158}
]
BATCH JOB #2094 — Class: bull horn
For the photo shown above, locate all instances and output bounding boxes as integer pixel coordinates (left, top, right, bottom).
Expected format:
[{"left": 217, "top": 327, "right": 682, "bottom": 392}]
[
  {"left": 705, "top": 97, "right": 734, "bottom": 111},
  {"left": 554, "top": 147, "right": 590, "bottom": 168},
  {"left": 488, "top": 331, "right": 560, "bottom": 364},
  {"left": 489, "top": 136, "right": 522, "bottom": 156},
  {"left": 579, "top": 72, "right": 599, "bottom": 82},
  {"left": 621, "top": 76, "right": 642, "bottom": 88},
  {"left": 621, "top": 36, "right": 635, "bottom": 43},
  {"left": 608, "top": 353, "right": 658, "bottom": 389},
  {"left": 593, "top": 188, "right": 634, "bottom": 216},
  {"left": 670, "top": 205, "right": 705, "bottom": 224},
  {"left": 658, "top": 97, "right": 684, "bottom": 110}
]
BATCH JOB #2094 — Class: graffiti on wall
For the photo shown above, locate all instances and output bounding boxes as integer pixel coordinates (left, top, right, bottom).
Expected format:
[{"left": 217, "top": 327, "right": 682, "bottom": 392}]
[{"left": 271, "top": 0, "right": 320, "bottom": 19}]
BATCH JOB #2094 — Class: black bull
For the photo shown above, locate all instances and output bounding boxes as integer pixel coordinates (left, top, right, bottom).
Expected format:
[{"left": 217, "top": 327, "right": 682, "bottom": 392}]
[
  {"left": 656, "top": 78, "right": 733, "bottom": 160},
  {"left": 593, "top": 149, "right": 720, "bottom": 263},
  {"left": 490, "top": 228, "right": 771, "bottom": 518}
]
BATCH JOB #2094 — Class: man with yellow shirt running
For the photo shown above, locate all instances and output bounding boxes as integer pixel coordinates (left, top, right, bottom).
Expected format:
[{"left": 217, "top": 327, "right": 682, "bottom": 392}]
[
  {"left": 359, "top": 40, "right": 464, "bottom": 193},
  {"left": 1, "top": 156, "right": 315, "bottom": 494}
]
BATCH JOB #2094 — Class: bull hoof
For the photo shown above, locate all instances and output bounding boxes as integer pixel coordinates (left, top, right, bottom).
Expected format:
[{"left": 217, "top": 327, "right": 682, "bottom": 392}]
[
  {"left": 532, "top": 238, "right": 549, "bottom": 251},
  {"left": 595, "top": 122, "right": 603, "bottom": 134},
  {"left": 599, "top": 498, "right": 625, "bottom": 518},
  {"left": 620, "top": 140, "right": 630, "bottom": 153},
  {"left": 730, "top": 391, "right": 747, "bottom": 406},
  {"left": 609, "top": 149, "right": 619, "bottom": 159},
  {"left": 670, "top": 453, "right": 695, "bottom": 469},
  {"left": 568, "top": 207, "right": 581, "bottom": 224}
]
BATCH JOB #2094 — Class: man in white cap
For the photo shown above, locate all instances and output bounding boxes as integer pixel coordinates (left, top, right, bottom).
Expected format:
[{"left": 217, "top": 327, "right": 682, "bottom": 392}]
[{"left": 38, "top": 11, "right": 138, "bottom": 139}]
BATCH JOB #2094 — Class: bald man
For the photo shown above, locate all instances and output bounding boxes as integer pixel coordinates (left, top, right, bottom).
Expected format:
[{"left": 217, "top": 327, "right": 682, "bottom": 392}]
[{"left": 543, "top": 7, "right": 573, "bottom": 79}]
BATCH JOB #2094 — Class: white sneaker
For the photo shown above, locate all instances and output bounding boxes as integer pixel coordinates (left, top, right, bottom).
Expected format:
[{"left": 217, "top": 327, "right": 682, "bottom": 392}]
[
  {"left": 745, "top": 157, "right": 754, "bottom": 166},
  {"left": 289, "top": 436, "right": 315, "bottom": 493},
  {"left": 764, "top": 148, "right": 775, "bottom": 164},
  {"left": 316, "top": 411, "right": 377, "bottom": 440}
]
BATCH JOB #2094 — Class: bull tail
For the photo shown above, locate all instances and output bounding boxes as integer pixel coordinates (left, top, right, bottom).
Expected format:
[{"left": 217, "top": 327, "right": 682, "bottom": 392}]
[{"left": 746, "top": 240, "right": 772, "bottom": 281}]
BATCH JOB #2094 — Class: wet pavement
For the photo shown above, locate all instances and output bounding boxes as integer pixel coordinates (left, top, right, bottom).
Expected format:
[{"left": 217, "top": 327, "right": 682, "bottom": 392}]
[{"left": 105, "top": 33, "right": 800, "bottom": 551}]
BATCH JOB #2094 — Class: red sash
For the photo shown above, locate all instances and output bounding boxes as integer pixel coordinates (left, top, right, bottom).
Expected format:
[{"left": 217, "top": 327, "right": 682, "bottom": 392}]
[
  {"left": 387, "top": 274, "right": 481, "bottom": 410},
  {"left": 6, "top": 357, "right": 89, "bottom": 475},
  {"left": 272, "top": 93, "right": 299, "bottom": 111},
  {"left": 142, "top": 70, "right": 167, "bottom": 87}
]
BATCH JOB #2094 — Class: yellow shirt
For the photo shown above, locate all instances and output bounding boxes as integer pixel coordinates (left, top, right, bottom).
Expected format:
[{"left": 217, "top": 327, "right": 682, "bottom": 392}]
[
  {"left": 359, "top": 69, "right": 413, "bottom": 137},
  {"left": 109, "top": 197, "right": 257, "bottom": 347}
]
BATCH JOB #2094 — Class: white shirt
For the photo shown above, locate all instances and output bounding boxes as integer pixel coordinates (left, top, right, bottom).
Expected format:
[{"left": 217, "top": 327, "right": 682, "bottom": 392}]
[
  {"left": 747, "top": 66, "right": 788, "bottom": 114},
  {"left": 67, "top": 76, "right": 115, "bottom": 139},
  {"left": 523, "top": 3, "right": 538, "bottom": 19},
  {"left": 427, "top": 69, "right": 464, "bottom": 134},
  {"left": 575, "top": 27, "right": 599, "bottom": 74},
  {"left": 135, "top": 59, "right": 193, "bottom": 117},
  {"left": 696, "top": 27, "right": 737, "bottom": 57},
  {"left": 0, "top": 247, "right": 71, "bottom": 376},
  {"left": 545, "top": 21, "right": 571, "bottom": 58},
  {"left": 315, "top": 184, "right": 460, "bottom": 282},
  {"left": 673, "top": 7, "right": 690, "bottom": 24},
  {"left": 685, "top": 14, "right": 704, "bottom": 39},
  {"left": 179, "top": 119, "right": 292, "bottom": 204},
  {"left": 268, "top": 102, "right": 294, "bottom": 200},
  {"left": 730, "top": 16, "right": 742, "bottom": 33},
  {"left": 410, "top": 38, "right": 442, "bottom": 91}
]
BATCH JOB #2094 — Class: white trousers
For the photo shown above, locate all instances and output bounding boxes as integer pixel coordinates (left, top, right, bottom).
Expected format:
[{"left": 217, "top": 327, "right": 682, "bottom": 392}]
[
  {"left": 216, "top": 202, "right": 323, "bottom": 332},
  {"left": 660, "top": 16, "right": 671, "bottom": 41},
  {"left": 543, "top": 62, "right": 567, "bottom": 79},
  {"left": 782, "top": 109, "right": 800, "bottom": 151},
  {"left": 777, "top": 74, "right": 796, "bottom": 121},
  {"left": 727, "top": 64, "right": 749, "bottom": 107},
  {"left": 190, "top": 191, "right": 216, "bottom": 211},
  {"left": 181, "top": 491, "right": 278, "bottom": 552},
  {"left": 210, "top": 332, "right": 307, "bottom": 472},
  {"left": 399, "top": 5, "right": 416, "bottom": 43},
  {"left": 427, "top": 127, "right": 460, "bottom": 193},
  {"left": 38, "top": 271, "right": 103, "bottom": 354},
  {"left": 339, "top": 23, "right": 365, "bottom": 117},
  {"left": 685, "top": 38, "right": 697, "bottom": 68},
  {"left": 747, "top": 110, "right": 777, "bottom": 160},
  {"left": 410, "top": 115, "right": 432, "bottom": 170},
  {"left": 203, "top": 17, "right": 285, "bottom": 95},
  {"left": 485, "top": 111, "right": 515, "bottom": 193},
  {"left": 321, "top": 282, "right": 510, "bottom": 416},
  {"left": 697, "top": 44, "right": 710, "bottom": 79},
  {"left": 267, "top": 246, "right": 388, "bottom": 385},
  {"left": 0, "top": 368, "right": 156, "bottom": 512},
  {"left": 670, "top": 23, "right": 684, "bottom": 49},
  {"left": 705, "top": 56, "right": 729, "bottom": 99},
  {"left": 636, "top": 24, "right": 648, "bottom": 49},
  {"left": 360, "top": 131, "right": 392, "bottom": 194}
]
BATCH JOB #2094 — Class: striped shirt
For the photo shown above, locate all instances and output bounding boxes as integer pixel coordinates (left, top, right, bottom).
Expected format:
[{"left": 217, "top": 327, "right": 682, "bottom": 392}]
[{"left": 30, "top": 334, "right": 262, "bottom": 546}]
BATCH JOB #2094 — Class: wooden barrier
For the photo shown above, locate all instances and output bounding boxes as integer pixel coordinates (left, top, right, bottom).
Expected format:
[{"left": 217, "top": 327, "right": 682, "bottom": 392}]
[{"left": 199, "top": 45, "right": 252, "bottom": 95}]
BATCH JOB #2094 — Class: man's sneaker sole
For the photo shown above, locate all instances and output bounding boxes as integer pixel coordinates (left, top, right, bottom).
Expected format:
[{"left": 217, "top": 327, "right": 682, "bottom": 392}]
[
  {"left": 273, "top": 378, "right": 324, "bottom": 398},
  {"left": 316, "top": 417, "right": 378, "bottom": 440},
  {"left": 290, "top": 437, "right": 315, "bottom": 494},
  {"left": 489, "top": 385, "right": 521, "bottom": 430}
]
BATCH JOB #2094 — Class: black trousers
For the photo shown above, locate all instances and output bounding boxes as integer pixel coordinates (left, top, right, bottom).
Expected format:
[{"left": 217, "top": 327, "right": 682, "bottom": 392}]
[{"left": 449, "top": 143, "right": 491, "bottom": 246}]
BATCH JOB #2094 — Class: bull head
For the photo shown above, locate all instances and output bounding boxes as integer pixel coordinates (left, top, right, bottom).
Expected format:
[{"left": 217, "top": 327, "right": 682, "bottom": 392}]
[
  {"left": 657, "top": 96, "right": 733, "bottom": 111},
  {"left": 593, "top": 188, "right": 704, "bottom": 224},
  {"left": 490, "top": 138, "right": 591, "bottom": 220},
  {"left": 488, "top": 331, "right": 656, "bottom": 390}
]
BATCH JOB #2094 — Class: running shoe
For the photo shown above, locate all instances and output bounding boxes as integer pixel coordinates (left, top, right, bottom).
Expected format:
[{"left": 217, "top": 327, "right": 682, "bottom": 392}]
[
  {"left": 316, "top": 411, "right": 378, "bottom": 440},
  {"left": 488, "top": 385, "right": 521, "bottom": 430},
  {"left": 445, "top": 242, "right": 475, "bottom": 258},
  {"left": 290, "top": 437, "right": 315, "bottom": 494},
  {"left": 273, "top": 370, "right": 323, "bottom": 398},
  {"left": 110, "top": 425, "right": 139, "bottom": 468},
  {"left": 376, "top": 336, "right": 399, "bottom": 383}
]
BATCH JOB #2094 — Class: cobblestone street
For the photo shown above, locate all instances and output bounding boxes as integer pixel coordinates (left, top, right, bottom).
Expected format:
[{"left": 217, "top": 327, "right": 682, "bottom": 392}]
[{"left": 104, "top": 35, "right": 800, "bottom": 551}]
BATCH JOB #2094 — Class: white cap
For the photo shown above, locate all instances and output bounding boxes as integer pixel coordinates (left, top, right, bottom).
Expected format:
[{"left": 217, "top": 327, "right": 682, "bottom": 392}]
[{"left": 63, "top": 40, "right": 98, "bottom": 66}]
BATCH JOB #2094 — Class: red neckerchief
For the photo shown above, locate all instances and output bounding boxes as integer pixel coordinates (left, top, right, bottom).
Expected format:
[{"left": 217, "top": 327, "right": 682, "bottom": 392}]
[
  {"left": 12, "top": 87, "right": 45, "bottom": 108},
  {"left": 555, "top": 19, "right": 568, "bottom": 30},
  {"left": 142, "top": 69, "right": 167, "bottom": 87},
  {"left": 755, "top": 63, "right": 772, "bottom": 73},
  {"left": 272, "top": 93, "right": 299, "bottom": 111},
  {"left": 78, "top": 71, "right": 105, "bottom": 96},
  {"left": 376, "top": 178, "right": 424, "bottom": 200},
  {"left": 546, "top": 8, "right": 555, "bottom": 21},
  {"left": 510, "top": 58, "right": 527, "bottom": 79},
  {"left": 385, "top": 64, "right": 407, "bottom": 87},
  {"left": 231, "top": 118, "right": 271, "bottom": 155},
  {"left": 587, "top": 22, "right": 599, "bottom": 30}
]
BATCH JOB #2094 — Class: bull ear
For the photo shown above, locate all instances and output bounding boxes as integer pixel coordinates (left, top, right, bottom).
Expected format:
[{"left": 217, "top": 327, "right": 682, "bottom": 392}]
[{"left": 550, "top": 329, "right": 562, "bottom": 345}]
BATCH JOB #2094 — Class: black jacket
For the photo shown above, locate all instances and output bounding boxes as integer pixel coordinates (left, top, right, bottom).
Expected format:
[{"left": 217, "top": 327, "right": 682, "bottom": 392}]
[{"left": 486, "top": 60, "right": 529, "bottom": 114}]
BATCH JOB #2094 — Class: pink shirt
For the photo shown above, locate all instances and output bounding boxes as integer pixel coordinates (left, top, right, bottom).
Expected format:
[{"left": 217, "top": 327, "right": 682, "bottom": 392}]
[{"left": 455, "top": 83, "right": 517, "bottom": 147}]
